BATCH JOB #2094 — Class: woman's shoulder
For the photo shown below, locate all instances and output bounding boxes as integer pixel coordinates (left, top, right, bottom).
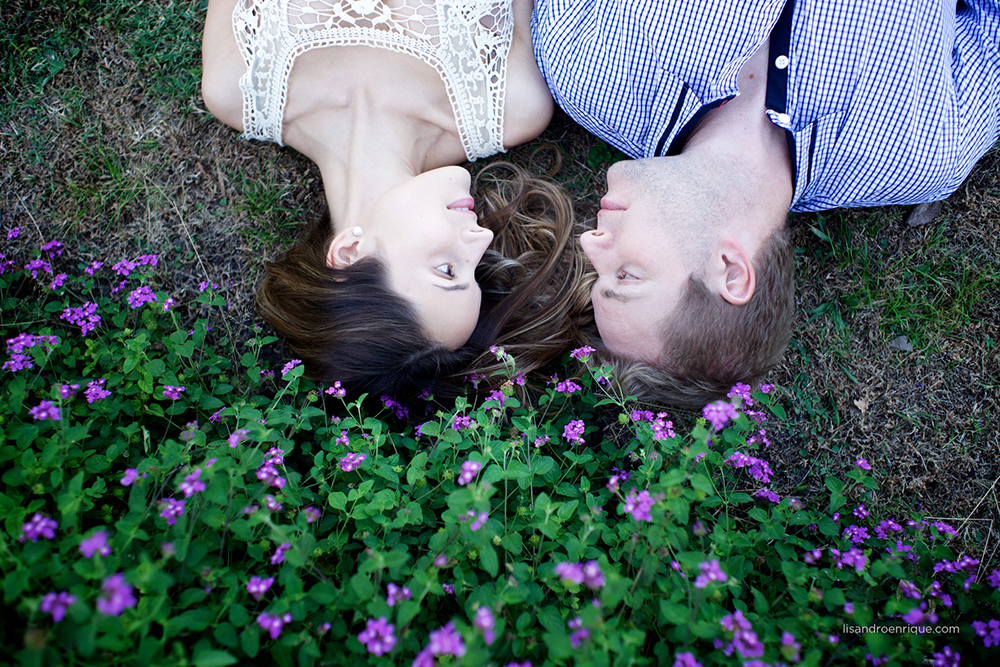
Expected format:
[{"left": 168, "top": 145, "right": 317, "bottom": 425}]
[{"left": 201, "top": 0, "right": 245, "bottom": 131}]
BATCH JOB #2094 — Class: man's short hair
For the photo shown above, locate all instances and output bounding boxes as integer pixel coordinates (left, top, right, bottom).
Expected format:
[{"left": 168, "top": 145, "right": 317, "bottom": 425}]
[{"left": 607, "top": 224, "right": 794, "bottom": 409}]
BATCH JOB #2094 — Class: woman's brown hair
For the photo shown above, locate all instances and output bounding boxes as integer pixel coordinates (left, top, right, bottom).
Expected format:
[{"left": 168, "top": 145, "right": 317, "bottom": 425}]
[{"left": 256, "top": 162, "right": 593, "bottom": 396}]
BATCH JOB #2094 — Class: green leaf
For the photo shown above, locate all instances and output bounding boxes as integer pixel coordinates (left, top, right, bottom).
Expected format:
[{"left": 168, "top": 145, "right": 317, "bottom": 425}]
[
  {"left": 241, "top": 628, "right": 260, "bottom": 658},
  {"left": 194, "top": 650, "right": 238, "bottom": 667},
  {"left": 480, "top": 544, "right": 499, "bottom": 577}
]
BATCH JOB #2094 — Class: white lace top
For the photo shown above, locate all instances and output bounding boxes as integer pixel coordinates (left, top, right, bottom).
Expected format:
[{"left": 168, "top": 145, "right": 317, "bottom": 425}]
[{"left": 232, "top": 0, "right": 512, "bottom": 160}]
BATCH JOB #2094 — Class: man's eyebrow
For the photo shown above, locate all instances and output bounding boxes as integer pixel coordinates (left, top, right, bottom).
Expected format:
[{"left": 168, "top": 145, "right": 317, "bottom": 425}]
[
  {"left": 437, "top": 283, "right": 470, "bottom": 292},
  {"left": 600, "top": 287, "right": 636, "bottom": 303}
]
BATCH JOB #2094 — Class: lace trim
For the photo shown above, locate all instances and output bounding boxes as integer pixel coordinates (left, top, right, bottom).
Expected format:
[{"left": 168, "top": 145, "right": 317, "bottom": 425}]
[{"left": 233, "top": 0, "right": 511, "bottom": 160}]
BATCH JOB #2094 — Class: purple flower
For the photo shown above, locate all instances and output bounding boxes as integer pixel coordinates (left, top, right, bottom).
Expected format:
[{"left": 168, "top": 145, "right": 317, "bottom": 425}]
[
  {"left": 725, "top": 451, "right": 773, "bottom": 483},
  {"left": 228, "top": 428, "right": 250, "bottom": 448},
  {"left": 339, "top": 452, "right": 367, "bottom": 472},
  {"left": 280, "top": 359, "right": 301, "bottom": 377},
  {"left": 43, "top": 240, "right": 65, "bottom": 258},
  {"left": 325, "top": 381, "right": 346, "bottom": 398},
  {"left": 178, "top": 469, "right": 207, "bottom": 497},
  {"left": 534, "top": 435, "right": 550, "bottom": 448},
  {"left": 732, "top": 629, "right": 764, "bottom": 658},
  {"left": 85, "top": 378, "right": 111, "bottom": 403},
  {"left": 622, "top": 488, "right": 661, "bottom": 522},
  {"left": 79, "top": 530, "right": 111, "bottom": 558},
  {"left": 25, "top": 258, "right": 53, "bottom": 278},
  {"left": 555, "top": 379, "right": 582, "bottom": 395},
  {"left": 702, "top": 400, "right": 739, "bottom": 430},
  {"left": 303, "top": 506, "right": 321, "bottom": 524},
  {"left": 6, "top": 226, "right": 21, "bottom": 240},
  {"left": 271, "top": 543, "right": 291, "bottom": 565},
  {"left": 469, "top": 511, "right": 489, "bottom": 532},
  {"left": 159, "top": 498, "right": 186, "bottom": 525},
  {"left": 96, "top": 574, "right": 137, "bottom": 616},
  {"left": 162, "top": 297, "right": 176, "bottom": 311},
  {"left": 582, "top": 560, "right": 605, "bottom": 589},
  {"left": 29, "top": 400, "right": 61, "bottom": 421},
  {"left": 652, "top": 412, "right": 675, "bottom": 440},
  {"left": 58, "top": 383, "right": 80, "bottom": 399},
  {"left": 855, "top": 457, "right": 872, "bottom": 470},
  {"left": 246, "top": 576, "right": 275, "bottom": 601},
  {"left": 693, "top": 559, "right": 728, "bottom": 589},
  {"left": 120, "top": 468, "right": 138, "bottom": 486},
  {"left": 727, "top": 383, "right": 754, "bottom": 407},
  {"left": 780, "top": 631, "right": 802, "bottom": 662},
  {"left": 555, "top": 562, "right": 585, "bottom": 586},
  {"left": 257, "top": 611, "right": 293, "bottom": 640},
  {"left": 127, "top": 285, "right": 158, "bottom": 309},
  {"left": 564, "top": 419, "right": 586, "bottom": 446},
  {"left": 427, "top": 621, "right": 466, "bottom": 659},
  {"left": 40, "top": 591, "right": 77, "bottom": 622},
  {"left": 256, "top": 464, "right": 286, "bottom": 489},
  {"left": 673, "top": 653, "right": 702, "bottom": 667},
  {"left": 831, "top": 547, "right": 867, "bottom": 572},
  {"left": 570, "top": 345, "right": 595, "bottom": 360},
  {"left": 162, "top": 385, "right": 185, "bottom": 400},
  {"left": 386, "top": 583, "right": 412, "bottom": 607},
  {"left": 973, "top": 619, "right": 1000, "bottom": 648},
  {"left": 20, "top": 514, "right": 57, "bottom": 542},
  {"left": 843, "top": 524, "right": 870, "bottom": 544},
  {"left": 358, "top": 616, "right": 396, "bottom": 656},
  {"left": 381, "top": 394, "right": 409, "bottom": 419},
  {"left": 84, "top": 260, "right": 103, "bottom": 275},
  {"left": 720, "top": 610, "right": 752, "bottom": 632},
  {"left": 754, "top": 488, "right": 780, "bottom": 503},
  {"left": 457, "top": 459, "right": 482, "bottom": 485},
  {"left": 452, "top": 414, "right": 473, "bottom": 430},
  {"left": 474, "top": 607, "right": 496, "bottom": 645},
  {"left": 854, "top": 504, "right": 869, "bottom": 519},
  {"left": 264, "top": 495, "right": 283, "bottom": 511},
  {"left": 49, "top": 273, "right": 67, "bottom": 290},
  {"left": 931, "top": 645, "right": 960, "bottom": 667}
]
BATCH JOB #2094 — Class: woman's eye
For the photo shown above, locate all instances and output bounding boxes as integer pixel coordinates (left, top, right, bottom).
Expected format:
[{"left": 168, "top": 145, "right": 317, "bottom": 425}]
[{"left": 436, "top": 263, "right": 455, "bottom": 278}]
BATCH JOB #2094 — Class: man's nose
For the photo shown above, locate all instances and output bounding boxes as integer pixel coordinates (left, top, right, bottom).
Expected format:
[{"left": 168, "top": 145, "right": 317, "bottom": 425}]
[{"left": 580, "top": 229, "right": 613, "bottom": 264}]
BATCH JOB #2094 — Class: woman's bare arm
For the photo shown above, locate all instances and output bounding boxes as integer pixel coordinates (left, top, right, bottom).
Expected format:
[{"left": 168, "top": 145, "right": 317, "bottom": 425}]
[{"left": 201, "top": 0, "right": 245, "bottom": 131}]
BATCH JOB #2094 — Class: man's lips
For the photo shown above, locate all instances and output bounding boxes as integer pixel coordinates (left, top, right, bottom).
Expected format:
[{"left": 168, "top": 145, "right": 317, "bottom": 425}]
[{"left": 600, "top": 197, "right": 626, "bottom": 211}]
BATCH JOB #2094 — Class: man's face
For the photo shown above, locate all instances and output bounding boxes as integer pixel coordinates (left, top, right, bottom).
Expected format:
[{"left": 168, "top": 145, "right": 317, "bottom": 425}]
[{"left": 579, "top": 159, "right": 704, "bottom": 362}]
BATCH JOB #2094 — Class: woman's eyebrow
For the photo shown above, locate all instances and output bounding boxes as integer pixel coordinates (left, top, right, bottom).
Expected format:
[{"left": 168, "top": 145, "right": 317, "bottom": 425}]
[{"left": 437, "top": 283, "right": 470, "bottom": 292}]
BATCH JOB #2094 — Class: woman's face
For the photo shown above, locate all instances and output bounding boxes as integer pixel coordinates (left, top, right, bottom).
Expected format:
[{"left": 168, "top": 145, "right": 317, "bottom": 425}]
[{"left": 363, "top": 166, "right": 495, "bottom": 350}]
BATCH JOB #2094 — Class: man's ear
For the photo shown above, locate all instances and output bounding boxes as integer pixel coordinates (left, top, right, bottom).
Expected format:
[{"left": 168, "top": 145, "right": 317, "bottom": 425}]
[
  {"left": 711, "top": 236, "right": 756, "bottom": 306},
  {"left": 325, "top": 228, "right": 363, "bottom": 270}
]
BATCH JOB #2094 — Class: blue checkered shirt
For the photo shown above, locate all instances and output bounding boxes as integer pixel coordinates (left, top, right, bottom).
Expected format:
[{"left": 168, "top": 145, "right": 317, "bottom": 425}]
[{"left": 532, "top": 0, "right": 1000, "bottom": 212}]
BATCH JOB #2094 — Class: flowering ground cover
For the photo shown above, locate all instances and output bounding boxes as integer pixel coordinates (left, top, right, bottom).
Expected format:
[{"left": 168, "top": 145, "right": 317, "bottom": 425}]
[
  {"left": 3, "top": 0, "right": 1000, "bottom": 665},
  {"left": 3, "top": 249, "right": 1000, "bottom": 666}
]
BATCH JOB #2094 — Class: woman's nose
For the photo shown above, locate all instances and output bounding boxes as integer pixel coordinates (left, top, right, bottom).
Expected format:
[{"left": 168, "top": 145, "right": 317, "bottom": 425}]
[{"left": 464, "top": 225, "right": 494, "bottom": 252}]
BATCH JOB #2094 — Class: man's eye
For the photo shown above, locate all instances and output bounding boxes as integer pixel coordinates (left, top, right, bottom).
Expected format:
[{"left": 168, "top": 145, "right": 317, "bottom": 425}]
[
  {"left": 616, "top": 269, "right": 637, "bottom": 280},
  {"left": 436, "top": 264, "right": 455, "bottom": 278}
]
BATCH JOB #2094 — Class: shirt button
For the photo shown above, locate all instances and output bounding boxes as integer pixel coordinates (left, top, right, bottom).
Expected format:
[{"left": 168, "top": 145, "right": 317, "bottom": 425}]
[
  {"left": 776, "top": 112, "right": 791, "bottom": 125},
  {"left": 774, "top": 55, "right": 789, "bottom": 70}
]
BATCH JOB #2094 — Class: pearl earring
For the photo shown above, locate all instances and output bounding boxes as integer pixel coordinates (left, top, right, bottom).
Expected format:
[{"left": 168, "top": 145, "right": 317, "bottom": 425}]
[{"left": 352, "top": 226, "right": 363, "bottom": 237}]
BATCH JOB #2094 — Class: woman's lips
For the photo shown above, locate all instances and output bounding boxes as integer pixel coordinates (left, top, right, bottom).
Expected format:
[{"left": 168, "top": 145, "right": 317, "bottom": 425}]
[{"left": 447, "top": 197, "right": 476, "bottom": 210}]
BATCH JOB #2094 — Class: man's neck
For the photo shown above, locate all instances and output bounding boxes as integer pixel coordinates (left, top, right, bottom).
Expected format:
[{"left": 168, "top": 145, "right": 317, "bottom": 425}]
[{"left": 682, "top": 40, "right": 794, "bottom": 221}]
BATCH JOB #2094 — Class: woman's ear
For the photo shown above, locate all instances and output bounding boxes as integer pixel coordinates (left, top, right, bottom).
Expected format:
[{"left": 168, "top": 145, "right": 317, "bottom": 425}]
[
  {"left": 325, "top": 228, "right": 362, "bottom": 270},
  {"left": 712, "top": 236, "right": 756, "bottom": 306}
]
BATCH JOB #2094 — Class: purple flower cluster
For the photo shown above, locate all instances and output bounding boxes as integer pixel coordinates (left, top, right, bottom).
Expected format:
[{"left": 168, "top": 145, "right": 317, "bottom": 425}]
[
  {"left": 843, "top": 524, "right": 870, "bottom": 544},
  {"left": 358, "top": 617, "right": 396, "bottom": 656},
  {"left": 3, "top": 333, "right": 59, "bottom": 372},
  {"left": 303, "top": 506, "right": 321, "bottom": 524},
  {"left": 725, "top": 451, "right": 773, "bottom": 483},
  {"left": 280, "top": 359, "right": 301, "bottom": 376},
  {"left": 264, "top": 495, "right": 282, "bottom": 511},
  {"left": 754, "top": 489, "right": 780, "bottom": 503},
  {"left": 121, "top": 468, "right": 139, "bottom": 486},
  {"left": 79, "top": 530, "right": 111, "bottom": 558},
  {"left": 20, "top": 514, "right": 57, "bottom": 542},
  {"left": 179, "top": 469, "right": 206, "bottom": 497},
  {"left": 339, "top": 452, "right": 366, "bottom": 472},
  {"left": 875, "top": 518, "right": 902, "bottom": 539},
  {"left": 386, "top": 583, "right": 412, "bottom": 607},
  {"left": 931, "top": 646, "right": 960, "bottom": 667},
  {"left": 381, "top": 395, "right": 409, "bottom": 419},
  {"left": 622, "top": 488, "right": 663, "bottom": 522},
  {"left": 159, "top": 498, "right": 186, "bottom": 525},
  {"left": 257, "top": 611, "right": 293, "bottom": 639},
  {"left": 934, "top": 555, "right": 980, "bottom": 575},
  {"left": 413, "top": 622, "right": 466, "bottom": 667},
  {"left": 716, "top": 610, "right": 763, "bottom": 659},
  {"left": 570, "top": 345, "right": 595, "bottom": 360},
  {"left": 60, "top": 302, "right": 101, "bottom": 336},
  {"left": 127, "top": 285, "right": 158, "bottom": 309},
  {"left": 96, "top": 574, "right": 137, "bottom": 616},
  {"left": 727, "top": 383, "right": 754, "bottom": 407},
  {"left": 673, "top": 653, "right": 702, "bottom": 667},
  {"left": 257, "top": 463, "right": 286, "bottom": 490},
  {"left": 693, "top": 559, "right": 728, "bottom": 589},
  {"left": 555, "top": 560, "right": 605, "bottom": 589},
  {"left": 474, "top": 606, "right": 496, "bottom": 645},
  {"left": 564, "top": 419, "right": 586, "bottom": 446},
  {"left": 855, "top": 457, "right": 873, "bottom": 470},
  {"left": 830, "top": 547, "right": 867, "bottom": 572},
  {"left": 162, "top": 385, "right": 185, "bottom": 400},
  {"left": 568, "top": 617, "right": 589, "bottom": 648},
  {"left": 452, "top": 414, "right": 472, "bottom": 430},
  {"left": 652, "top": 412, "right": 675, "bottom": 440},
  {"left": 555, "top": 378, "right": 581, "bottom": 395},
  {"left": 25, "top": 258, "right": 53, "bottom": 279},
  {"left": 702, "top": 400, "right": 739, "bottom": 430},
  {"left": 973, "top": 619, "right": 1000, "bottom": 647},
  {"left": 29, "top": 400, "right": 61, "bottom": 421},
  {"left": 247, "top": 576, "right": 275, "bottom": 601},
  {"left": 271, "top": 543, "right": 291, "bottom": 565},
  {"left": 457, "top": 459, "right": 482, "bottom": 485},
  {"left": 85, "top": 378, "right": 111, "bottom": 403},
  {"left": 40, "top": 591, "right": 77, "bottom": 622},
  {"left": 228, "top": 428, "right": 250, "bottom": 448},
  {"left": 325, "top": 381, "right": 346, "bottom": 398}
]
